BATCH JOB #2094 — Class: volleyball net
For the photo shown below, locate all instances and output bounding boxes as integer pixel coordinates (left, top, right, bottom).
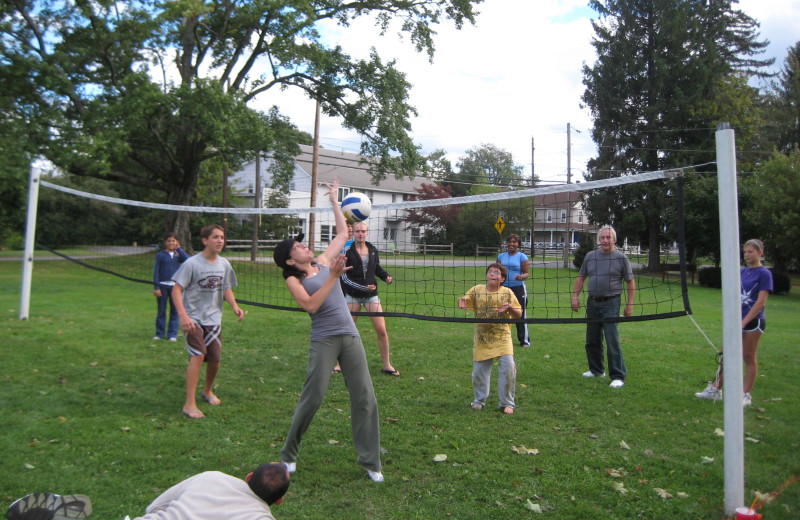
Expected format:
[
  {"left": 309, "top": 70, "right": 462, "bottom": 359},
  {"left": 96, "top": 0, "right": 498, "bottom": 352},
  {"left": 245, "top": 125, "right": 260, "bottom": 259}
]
[{"left": 34, "top": 167, "right": 698, "bottom": 324}]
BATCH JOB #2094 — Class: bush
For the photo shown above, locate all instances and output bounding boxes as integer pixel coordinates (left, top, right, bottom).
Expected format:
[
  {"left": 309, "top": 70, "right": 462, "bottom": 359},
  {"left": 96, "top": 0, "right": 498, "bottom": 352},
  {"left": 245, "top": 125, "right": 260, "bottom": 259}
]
[
  {"left": 698, "top": 266, "right": 722, "bottom": 288},
  {"left": 572, "top": 232, "right": 595, "bottom": 269},
  {"left": 770, "top": 269, "right": 791, "bottom": 295}
]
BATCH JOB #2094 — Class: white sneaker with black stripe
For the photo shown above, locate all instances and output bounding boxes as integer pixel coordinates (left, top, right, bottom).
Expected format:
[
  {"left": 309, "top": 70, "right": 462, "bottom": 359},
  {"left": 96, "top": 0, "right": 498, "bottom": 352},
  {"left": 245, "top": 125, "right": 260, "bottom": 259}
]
[{"left": 695, "top": 382, "right": 722, "bottom": 401}]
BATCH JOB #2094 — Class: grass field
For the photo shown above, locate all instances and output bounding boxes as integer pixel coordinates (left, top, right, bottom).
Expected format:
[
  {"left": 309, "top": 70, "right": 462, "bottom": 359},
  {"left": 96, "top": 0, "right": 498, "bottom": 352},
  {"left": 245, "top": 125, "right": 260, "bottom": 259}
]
[{"left": 1, "top": 259, "right": 798, "bottom": 519}]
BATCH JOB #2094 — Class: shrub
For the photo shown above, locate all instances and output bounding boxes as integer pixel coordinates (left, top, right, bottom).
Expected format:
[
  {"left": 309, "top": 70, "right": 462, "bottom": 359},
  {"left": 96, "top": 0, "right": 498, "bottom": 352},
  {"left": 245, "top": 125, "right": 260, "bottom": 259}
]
[
  {"left": 698, "top": 266, "right": 722, "bottom": 288},
  {"left": 770, "top": 269, "right": 791, "bottom": 295},
  {"left": 572, "top": 232, "right": 595, "bottom": 269}
]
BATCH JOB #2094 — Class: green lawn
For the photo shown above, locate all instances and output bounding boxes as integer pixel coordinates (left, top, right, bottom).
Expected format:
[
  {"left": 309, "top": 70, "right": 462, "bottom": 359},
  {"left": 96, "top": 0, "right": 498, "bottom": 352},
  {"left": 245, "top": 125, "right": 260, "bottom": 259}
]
[{"left": 1, "top": 259, "right": 798, "bottom": 519}]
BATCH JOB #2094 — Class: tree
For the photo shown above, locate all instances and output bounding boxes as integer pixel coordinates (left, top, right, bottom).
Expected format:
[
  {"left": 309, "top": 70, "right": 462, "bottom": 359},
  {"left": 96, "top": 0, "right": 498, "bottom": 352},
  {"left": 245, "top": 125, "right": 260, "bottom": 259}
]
[
  {"left": 745, "top": 150, "right": 800, "bottom": 272},
  {"left": 763, "top": 41, "right": 800, "bottom": 153},
  {"left": 453, "top": 144, "right": 529, "bottom": 196},
  {"left": 581, "top": 0, "right": 772, "bottom": 270},
  {"left": 405, "top": 183, "right": 460, "bottom": 243},
  {"left": 1, "top": 0, "right": 480, "bottom": 242}
]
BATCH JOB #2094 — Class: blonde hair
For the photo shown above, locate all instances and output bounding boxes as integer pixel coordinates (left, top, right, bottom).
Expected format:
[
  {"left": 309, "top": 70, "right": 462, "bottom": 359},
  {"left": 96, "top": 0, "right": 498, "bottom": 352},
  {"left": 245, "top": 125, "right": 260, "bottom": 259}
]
[{"left": 743, "top": 239, "right": 764, "bottom": 253}]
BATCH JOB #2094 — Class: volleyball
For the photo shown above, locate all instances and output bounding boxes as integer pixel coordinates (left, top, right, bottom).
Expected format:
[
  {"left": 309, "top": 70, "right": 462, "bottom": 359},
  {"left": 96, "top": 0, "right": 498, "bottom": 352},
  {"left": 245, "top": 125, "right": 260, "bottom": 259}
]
[{"left": 341, "top": 192, "right": 372, "bottom": 223}]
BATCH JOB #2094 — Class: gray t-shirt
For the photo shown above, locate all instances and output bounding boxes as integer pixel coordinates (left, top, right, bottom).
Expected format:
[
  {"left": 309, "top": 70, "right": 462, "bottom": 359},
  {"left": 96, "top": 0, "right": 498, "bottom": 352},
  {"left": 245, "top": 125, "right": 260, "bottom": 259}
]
[
  {"left": 301, "top": 264, "right": 359, "bottom": 341},
  {"left": 172, "top": 254, "right": 237, "bottom": 326},
  {"left": 578, "top": 249, "right": 634, "bottom": 297}
]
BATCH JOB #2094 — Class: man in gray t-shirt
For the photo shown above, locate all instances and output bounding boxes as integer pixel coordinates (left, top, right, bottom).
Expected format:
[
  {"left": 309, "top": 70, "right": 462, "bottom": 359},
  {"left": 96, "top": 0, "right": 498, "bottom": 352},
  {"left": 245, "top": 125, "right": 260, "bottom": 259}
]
[
  {"left": 171, "top": 225, "right": 244, "bottom": 419},
  {"left": 571, "top": 226, "right": 635, "bottom": 388}
]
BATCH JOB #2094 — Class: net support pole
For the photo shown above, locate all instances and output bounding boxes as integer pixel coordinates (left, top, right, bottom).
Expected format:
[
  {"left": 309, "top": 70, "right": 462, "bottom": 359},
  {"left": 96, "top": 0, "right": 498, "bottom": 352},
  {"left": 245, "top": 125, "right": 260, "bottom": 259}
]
[
  {"left": 716, "top": 123, "right": 744, "bottom": 516},
  {"left": 19, "top": 166, "right": 41, "bottom": 320}
]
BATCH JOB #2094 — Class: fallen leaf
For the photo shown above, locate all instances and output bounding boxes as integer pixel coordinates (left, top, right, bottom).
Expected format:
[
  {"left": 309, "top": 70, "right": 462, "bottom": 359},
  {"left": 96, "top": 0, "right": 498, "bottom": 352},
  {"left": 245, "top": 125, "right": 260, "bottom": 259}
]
[
  {"left": 58, "top": 416, "right": 67, "bottom": 422},
  {"left": 620, "top": 440, "right": 630, "bottom": 450},
  {"left": 433, "top": 454, "right": 447, "bottom": 462},
  {"left": 24, "top": 463, "right": 35, "bottom": 470},
  {"left": 745, "top": 437, "right": 760, "bottom": 444},
  {"left": 606, "top": 467, "right": 627, "bottom": 478},
  {"left": 386, "top": 417, "right": 400, "bottom": 423},
  {"left": 590, "top": 434, "right": 599, "bottom": 439},
  {"left": 328, "top": 439, "right": 339, "bottom": 445},
  {"left": 612, "top": 481, "right": 628, "bottom": 495},
  {"left": 714, "top": 428, "right": 725, "bottom": 437},
  {"left": 89, "top": 362, "right": 98, "bottom": 366},
  {"left": 701, "top": 456, "right": 715, "bottom": 464},
  {"left": 655, "top": 488, "right": 673, "bottom": 499},
  {"left": 418, "top": 377, "right": 425, "bottom": 381},
  {"left": 121, "top": 427, "right": 131, "bottom": 432},
  {"left": 524, "top": 500, "right": 543, "bottom": 513},
  {"left": 676, "top": 492, "right": 689, "bottom": 498},
  {"left": 643, "top": 449, "right": 654, "bottom": 457},
  {"left": 511, "top": 445, "right": 539, "bottom": 455}
]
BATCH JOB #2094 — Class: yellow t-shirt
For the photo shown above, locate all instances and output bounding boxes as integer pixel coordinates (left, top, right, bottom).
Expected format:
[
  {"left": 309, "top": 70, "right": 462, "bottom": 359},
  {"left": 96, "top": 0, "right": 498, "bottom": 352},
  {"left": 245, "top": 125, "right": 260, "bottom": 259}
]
[{"left": 462, "top": 285, "right": 521, "bottom": 361}]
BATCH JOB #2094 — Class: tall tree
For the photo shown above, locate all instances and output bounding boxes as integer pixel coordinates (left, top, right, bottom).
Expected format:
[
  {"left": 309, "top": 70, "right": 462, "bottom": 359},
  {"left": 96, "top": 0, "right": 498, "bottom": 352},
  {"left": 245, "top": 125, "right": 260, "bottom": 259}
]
[
  {"left": 763, "top": 41, "right": 800, "bottom": 153},
  {"left": 581, "top": 0, "right": 772, "bottom": 269},
  {"left": 1, "top": 0, "right": 481, "bottom": 241},
  {"left": 454, "top": 144, "right": 529, "bottom": 196}
]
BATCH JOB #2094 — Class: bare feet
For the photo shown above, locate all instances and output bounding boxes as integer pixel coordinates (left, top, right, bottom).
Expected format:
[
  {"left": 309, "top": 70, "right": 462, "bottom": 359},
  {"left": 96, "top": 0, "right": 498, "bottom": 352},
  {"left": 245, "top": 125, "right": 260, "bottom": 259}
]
[{"left": 501, "top": 406, "right": 514, "bottom": 415}]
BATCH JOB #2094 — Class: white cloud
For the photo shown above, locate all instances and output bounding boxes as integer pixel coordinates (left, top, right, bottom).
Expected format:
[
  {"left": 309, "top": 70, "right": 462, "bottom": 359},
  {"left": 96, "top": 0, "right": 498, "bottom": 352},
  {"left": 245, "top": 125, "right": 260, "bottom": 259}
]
[{"left": 252, "top": 0, "right": 800, "bottom": 184}]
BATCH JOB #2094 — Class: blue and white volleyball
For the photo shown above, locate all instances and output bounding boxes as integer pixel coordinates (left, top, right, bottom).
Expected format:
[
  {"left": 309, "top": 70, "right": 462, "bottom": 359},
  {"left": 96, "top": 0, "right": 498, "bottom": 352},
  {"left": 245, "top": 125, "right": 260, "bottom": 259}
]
[{"left": 341, "top": 192, "right": 372, "bottom": 223}]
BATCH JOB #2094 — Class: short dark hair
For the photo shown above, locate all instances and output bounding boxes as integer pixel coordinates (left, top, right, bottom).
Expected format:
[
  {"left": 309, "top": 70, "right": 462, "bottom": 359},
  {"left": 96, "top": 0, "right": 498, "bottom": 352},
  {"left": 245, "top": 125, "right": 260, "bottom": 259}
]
[
  {"left": 164, "top": 232, "right": 179, "bottom": 241},
  {"left": 506, "top": 234, "right": 521, "bottom": 244},
  {"left": 487, "top": 262, "right": 508, "bottom": 282},
  {"left": 248, "top": 463, "right": 290, "bottom": 505},
  {"left": 201, "top": 224, "right": 224, "bottom": 239}
]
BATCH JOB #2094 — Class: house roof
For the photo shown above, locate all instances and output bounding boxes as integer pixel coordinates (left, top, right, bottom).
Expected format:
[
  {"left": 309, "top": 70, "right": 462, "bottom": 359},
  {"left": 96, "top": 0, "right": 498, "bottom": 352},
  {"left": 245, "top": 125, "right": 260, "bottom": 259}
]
[
  {"left": 295, "top": 144, "right": 425, "bottom": 194},
  {"left": 535, "top": 192, "right": 583, "bottom": 208}
]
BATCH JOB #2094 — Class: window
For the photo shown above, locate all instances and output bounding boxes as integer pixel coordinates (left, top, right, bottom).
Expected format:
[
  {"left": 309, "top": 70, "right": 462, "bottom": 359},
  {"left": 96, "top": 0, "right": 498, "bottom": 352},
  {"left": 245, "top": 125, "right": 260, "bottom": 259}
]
[
  {"left": 247, "top": 184, "right": 255, "bottom": 194},
  {"left": 411, "top": 228, "right": 421, "bottom": 244},
  {"left": 560, "top": 210, "right": 567, "bottom": 223},
  {"left": 319, "top": 224, "right": 333, "bottom": 242},
  {"left": 547, "top": 210, "right": 553, "bottom": 223},
  {"left": 578, "top": 211, "right": 583, "bottom": 223},
  {"left": 383, "top": 228, "right": 397, "bottom": 241},
  {"left": 338, "top": 186, "right": 352, "bottom": 201}
]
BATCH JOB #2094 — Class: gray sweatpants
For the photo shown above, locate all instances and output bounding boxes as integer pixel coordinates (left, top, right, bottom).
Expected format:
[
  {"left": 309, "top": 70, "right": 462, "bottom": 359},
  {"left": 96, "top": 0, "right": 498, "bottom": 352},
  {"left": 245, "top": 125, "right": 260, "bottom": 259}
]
[
  {"left": 280, "top": 334, "right": 381, "bottom": 472},
  {"left": 471, "top": 354, "right": 517, "bottom": 410}
]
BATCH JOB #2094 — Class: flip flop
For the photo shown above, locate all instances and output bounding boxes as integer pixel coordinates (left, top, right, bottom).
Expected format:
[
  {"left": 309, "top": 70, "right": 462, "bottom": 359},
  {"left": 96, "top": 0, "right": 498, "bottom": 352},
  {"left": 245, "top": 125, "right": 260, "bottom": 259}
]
[
  {"left": 200, "top": 393, "right": 221, "bottom": 405},
  {"left": 182, "top": 408, "right": 204, "bottom": 419},
  {"left": 501, "top": 406, "right": 514, "bottom": 415},
  {"left": 381, "top": 368, "right": 401, "bottom": 377}
]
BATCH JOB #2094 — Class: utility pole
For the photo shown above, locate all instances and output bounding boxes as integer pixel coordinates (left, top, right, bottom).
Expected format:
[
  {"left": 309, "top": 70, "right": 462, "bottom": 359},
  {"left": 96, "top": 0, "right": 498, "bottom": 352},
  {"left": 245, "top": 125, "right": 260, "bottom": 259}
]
[
  {"left": 564, "top": 124, "right": 572, "bottom": 267},
  {"left": 250, "top": 154, "right": 261, "bottom": 261},
  {"left": 309, "top": 98, "right": 321, "bottom": 251}
]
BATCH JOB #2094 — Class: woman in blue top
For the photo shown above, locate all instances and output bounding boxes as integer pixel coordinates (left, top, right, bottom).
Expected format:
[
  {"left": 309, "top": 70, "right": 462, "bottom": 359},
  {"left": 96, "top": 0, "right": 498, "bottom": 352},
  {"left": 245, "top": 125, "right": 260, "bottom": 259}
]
[
  {"left": 497, "top": 234, "right": 530, "bottom": 347},
  {"left": 152, "top": 233, "right": 189, "bottom": 341},
  {"left": 272, "top": 179, "right": 383, "bottom": 483},
  {"left": 695, "top": 239, "right": 773, "bottom": 407}
]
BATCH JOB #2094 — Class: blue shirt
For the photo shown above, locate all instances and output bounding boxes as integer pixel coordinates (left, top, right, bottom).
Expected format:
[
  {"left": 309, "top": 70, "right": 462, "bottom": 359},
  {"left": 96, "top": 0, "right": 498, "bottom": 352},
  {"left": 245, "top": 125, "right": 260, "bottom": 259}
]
[
  {"left": 741, "top": 266, "right": 772, "bottom": 320},
  {"left": 497, "top": 251, "right": 529, "bottom": 288}
]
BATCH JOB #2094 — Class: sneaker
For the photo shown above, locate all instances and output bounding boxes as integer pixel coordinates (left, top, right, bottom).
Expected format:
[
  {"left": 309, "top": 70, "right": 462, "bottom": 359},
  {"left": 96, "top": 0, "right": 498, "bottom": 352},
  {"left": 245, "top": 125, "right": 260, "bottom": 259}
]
[
  {"left": 366, "top": 469, "right": 384, "bottom": 483},
  {"left": 582, "top": 370, "right": 606, "bottom": 378},
  {"left": 168, "top": 337, "right": 178, "bottom": 342},
  {"left": 695, "top": 382, "right": 722, "bottom": 401},
  {"left": 521, "top": 341, "right": 531, "bottom": 348},
  {"left": 609, "top": 379, "right": 625, "bottom": 388},
  {"left": 152, "top": 336, "right": 162, "bottom": 341},
  {"left": 7, "top": 493, "right": 92, "bottom": 520},
  {"left": 283, "top": 461, "right": 296, "bottom": 473},
  {"left": 743, "top": 393, "right": 752, "bottom": 407}
]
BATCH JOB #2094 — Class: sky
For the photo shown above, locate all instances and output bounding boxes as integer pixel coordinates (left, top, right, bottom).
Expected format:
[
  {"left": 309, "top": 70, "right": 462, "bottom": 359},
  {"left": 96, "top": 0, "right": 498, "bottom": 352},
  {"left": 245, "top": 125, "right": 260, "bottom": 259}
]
[{"left": 254, "top": 0, "right": 800, "bottom": 185}]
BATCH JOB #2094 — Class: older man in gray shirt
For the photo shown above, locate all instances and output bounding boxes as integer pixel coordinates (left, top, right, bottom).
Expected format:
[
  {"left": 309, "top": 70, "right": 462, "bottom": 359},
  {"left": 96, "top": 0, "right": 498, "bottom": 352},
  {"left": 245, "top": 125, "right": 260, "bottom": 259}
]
[{"left": 571, "top": 225, "right": 635, "bottom": 388}]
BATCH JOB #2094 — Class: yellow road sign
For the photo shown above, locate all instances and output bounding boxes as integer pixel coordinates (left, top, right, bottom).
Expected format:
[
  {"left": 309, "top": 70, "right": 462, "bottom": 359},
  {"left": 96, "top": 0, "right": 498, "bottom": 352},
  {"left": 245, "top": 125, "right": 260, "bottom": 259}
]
[{"left": 495, "top": 216, "right": 505, "bottom": 235}]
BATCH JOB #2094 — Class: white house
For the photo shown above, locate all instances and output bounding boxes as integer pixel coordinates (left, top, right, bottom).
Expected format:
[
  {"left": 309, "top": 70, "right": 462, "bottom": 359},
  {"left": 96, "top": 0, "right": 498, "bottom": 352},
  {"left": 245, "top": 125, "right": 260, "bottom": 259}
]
[{"left": 229, "top": 144, "right": 428, "bottom": 252}]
